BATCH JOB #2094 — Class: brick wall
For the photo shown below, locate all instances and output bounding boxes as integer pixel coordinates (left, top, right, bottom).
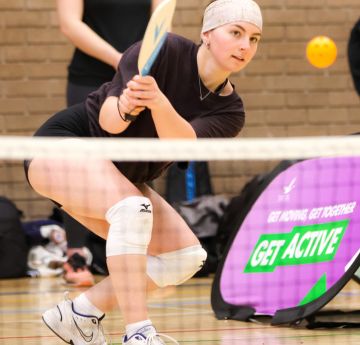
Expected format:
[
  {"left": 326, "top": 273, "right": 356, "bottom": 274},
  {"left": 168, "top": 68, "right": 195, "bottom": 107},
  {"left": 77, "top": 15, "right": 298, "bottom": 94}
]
[{"left": 0, "top": 1, "right": 359, "bottom": 218}]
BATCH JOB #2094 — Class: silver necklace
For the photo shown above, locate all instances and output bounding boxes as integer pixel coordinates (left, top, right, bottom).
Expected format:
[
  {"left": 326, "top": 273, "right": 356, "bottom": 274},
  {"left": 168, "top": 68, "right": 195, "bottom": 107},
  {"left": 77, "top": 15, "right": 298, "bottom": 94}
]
[
  {"left": 198, "top": 75, "right": 228, "bottom": 101},
  {"left": 198, "top": 75, "right": 212, "bottom": 101}
]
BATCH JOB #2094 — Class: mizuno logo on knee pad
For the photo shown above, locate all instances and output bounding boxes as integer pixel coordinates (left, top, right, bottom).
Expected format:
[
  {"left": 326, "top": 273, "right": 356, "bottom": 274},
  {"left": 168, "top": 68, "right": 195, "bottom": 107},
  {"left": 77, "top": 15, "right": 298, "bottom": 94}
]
[
  {"left": 140, "top": 203, "right": 152, "bottom": 213},
  {"left": 106, "top": 197, "right": 153, "bottom": 256}
]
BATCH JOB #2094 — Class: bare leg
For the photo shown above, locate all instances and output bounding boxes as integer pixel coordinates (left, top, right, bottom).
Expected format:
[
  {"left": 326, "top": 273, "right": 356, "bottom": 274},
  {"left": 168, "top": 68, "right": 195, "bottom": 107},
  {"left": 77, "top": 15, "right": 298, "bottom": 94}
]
[
  {"left": 63, "top": 183, "right": 200, "bottom": 316},
  {"left": 28, "top": 155, "right": 148, "bottom": 324},
  {"left": 28, "top": 151, "right": 199, "bottom": 324}
]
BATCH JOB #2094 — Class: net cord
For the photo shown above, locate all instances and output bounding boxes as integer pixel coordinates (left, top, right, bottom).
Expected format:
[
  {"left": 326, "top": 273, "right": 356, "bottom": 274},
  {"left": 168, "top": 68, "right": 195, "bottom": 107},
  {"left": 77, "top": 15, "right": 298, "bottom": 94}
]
[{"left": 0, "top": 136, "right": 359, "bottom": 161}]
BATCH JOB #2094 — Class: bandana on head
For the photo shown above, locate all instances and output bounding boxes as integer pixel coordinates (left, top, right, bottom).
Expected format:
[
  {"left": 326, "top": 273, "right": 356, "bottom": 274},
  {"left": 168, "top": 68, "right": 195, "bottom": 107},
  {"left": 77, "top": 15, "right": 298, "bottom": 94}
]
[{"left": 201, "top": 0, "right": 263, "bottom": 33}]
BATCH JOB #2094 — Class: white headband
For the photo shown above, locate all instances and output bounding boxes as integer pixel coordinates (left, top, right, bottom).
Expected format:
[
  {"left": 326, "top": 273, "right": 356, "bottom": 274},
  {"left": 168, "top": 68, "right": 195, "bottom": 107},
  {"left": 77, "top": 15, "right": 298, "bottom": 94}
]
[{"left": 202, "top": 0, "right": 263, "bottom": 33}]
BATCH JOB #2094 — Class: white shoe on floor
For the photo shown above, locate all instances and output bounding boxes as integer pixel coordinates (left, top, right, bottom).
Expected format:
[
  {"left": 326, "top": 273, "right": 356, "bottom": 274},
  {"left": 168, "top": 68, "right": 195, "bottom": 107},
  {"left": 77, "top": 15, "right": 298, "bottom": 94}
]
[
  {"left": 122, "top": 325, "right": 179, "bottom": 344},
  {"left": 42, "top": 292, "right": 107, "bottom": 345}
]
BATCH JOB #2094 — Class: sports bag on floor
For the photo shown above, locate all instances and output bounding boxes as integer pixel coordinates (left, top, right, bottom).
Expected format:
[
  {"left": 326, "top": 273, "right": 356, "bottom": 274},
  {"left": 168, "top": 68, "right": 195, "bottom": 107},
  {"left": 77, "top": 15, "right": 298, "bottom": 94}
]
[{"left": 0, "top": 196, "right": 28, "bottom": 278}]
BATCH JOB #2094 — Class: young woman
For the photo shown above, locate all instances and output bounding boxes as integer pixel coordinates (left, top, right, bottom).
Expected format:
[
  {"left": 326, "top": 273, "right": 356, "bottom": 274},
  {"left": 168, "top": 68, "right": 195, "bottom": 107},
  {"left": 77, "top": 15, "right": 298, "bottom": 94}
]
[{"left": 25, "top": 0, "right": 263, "bottom": 343}]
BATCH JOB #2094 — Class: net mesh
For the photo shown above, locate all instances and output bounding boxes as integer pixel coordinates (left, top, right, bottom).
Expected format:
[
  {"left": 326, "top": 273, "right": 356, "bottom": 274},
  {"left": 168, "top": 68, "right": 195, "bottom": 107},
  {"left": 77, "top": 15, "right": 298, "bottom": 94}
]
[{"left": 1, "top": 135, "right": 360, "bottom": 344}]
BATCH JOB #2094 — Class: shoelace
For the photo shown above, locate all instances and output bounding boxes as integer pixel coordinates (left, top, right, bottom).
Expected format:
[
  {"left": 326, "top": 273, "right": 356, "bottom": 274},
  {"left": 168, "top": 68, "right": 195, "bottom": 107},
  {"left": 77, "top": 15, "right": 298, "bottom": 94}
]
[
  {"left": 64, "top": 291, "right": 71, "bottom": 301},
  {"left": 146, "top": 332, "right": 179, "bottom": 345}
]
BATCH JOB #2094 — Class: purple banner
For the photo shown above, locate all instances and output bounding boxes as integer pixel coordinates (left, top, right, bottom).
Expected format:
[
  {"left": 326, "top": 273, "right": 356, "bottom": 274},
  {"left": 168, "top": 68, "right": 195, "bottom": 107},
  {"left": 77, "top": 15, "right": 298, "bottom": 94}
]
[{"left": 220, "top": 157, "right": 360, "bottom": 315}]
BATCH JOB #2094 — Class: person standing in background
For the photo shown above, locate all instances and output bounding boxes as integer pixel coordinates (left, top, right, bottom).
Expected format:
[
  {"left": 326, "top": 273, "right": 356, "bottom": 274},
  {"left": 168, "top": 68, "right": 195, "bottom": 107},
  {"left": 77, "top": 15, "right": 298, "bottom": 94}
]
[
  {"left": 56, "top": 0, "right": 165, "bottom": 287},
  {"left": 348, "top": 18, "right": 360, "bottom": 96}
]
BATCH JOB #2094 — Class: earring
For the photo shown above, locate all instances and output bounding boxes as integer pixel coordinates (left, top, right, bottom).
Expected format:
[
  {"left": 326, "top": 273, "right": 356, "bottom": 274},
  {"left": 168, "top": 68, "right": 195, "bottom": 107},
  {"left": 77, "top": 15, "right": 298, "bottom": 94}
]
[{"left": 206, "top": 41, "right": 210, "bottom": 49}]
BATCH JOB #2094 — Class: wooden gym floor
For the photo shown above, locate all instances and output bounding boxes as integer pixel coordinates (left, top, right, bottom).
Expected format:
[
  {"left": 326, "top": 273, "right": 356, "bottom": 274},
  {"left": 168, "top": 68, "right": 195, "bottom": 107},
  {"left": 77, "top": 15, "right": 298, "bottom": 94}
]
[{"left": 0, "top": 276, "right": 360, "bottom": 344}]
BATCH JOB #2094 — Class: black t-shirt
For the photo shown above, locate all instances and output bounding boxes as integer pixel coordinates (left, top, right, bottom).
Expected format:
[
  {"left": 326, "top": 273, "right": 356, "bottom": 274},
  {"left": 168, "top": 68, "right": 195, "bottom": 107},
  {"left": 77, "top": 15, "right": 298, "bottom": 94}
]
[
  {"left": 85, "top": 33, "right": 245, "bottom": 182},
  {"left": 349, "top": 19, "right": 360, "bottom": 96},
  {"left": 68, "top": 0, "right": 151, "bottom": 86}
]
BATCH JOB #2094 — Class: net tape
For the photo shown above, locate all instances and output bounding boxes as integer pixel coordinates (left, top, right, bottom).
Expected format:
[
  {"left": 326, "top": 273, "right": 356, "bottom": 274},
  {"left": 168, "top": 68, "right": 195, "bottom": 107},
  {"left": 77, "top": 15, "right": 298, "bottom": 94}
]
[{"left": 0, "top": 135, "right": 359, "bottom": 161}]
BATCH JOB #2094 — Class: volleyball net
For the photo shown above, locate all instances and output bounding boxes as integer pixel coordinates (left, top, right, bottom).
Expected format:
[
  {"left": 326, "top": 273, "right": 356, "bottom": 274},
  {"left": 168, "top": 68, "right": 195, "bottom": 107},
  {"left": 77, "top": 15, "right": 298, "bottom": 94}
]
[
  {"left": 0, "top": 135, "right": 360, "bottom": 161},
  {"left": 1, "top": 135, "right": 360, "bottom": 342}
]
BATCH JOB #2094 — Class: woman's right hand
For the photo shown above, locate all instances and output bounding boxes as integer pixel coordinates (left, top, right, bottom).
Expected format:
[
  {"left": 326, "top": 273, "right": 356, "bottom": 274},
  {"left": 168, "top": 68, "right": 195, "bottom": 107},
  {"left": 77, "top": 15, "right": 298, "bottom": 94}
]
[{"left": 118, "top": 87, "right": 145, "bottom": 117}]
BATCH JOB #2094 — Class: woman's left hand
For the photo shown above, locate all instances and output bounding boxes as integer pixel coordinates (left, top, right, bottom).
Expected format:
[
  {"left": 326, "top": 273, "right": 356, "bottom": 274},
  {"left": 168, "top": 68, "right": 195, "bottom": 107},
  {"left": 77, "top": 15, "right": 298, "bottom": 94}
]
[{"left": 125, "top": 75, "right": 167, "bottom": 112}]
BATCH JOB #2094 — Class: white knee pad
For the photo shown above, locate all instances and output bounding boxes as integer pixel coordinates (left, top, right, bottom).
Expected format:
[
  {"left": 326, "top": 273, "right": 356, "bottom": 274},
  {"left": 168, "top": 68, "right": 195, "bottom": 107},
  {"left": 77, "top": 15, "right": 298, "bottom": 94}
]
[
  {"left": 105, "top": 196, "right": 153, "bottom": 256},
  {"left": 147, "top": 245, "right": 207, "bottom": 287}
]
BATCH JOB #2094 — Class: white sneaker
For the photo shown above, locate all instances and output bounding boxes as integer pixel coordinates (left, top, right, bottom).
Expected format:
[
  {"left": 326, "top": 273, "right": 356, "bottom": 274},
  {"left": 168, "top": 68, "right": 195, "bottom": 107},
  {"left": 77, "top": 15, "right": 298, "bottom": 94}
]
[
  {"left": 42, "top": 292, "right": 107, "bottom": 345},
  {"left": 122, "top": 325, "right": 179, "bottom": 344}
]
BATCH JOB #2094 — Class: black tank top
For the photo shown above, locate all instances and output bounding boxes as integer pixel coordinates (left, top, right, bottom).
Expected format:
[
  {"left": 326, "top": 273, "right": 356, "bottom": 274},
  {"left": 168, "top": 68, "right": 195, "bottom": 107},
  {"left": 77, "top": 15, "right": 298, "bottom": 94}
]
[{"left": 68, "top": 0, "right": 151, "bottom": 86}]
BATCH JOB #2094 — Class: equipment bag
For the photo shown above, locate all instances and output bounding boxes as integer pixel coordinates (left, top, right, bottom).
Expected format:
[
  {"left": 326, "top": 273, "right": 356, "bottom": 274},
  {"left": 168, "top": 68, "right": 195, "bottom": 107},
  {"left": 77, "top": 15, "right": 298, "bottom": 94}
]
[
  {"left": 0, "top": 196, "right": 28, "bottom": 278},
  {"left": 211, "top": 157, "right": 360, "bottom": 328}
]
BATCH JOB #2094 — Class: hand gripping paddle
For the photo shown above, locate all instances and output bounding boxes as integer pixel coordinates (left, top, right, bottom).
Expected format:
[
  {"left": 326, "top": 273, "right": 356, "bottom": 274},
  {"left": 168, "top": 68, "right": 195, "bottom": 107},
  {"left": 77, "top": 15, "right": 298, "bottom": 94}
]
[{"left": 124, "top": 0, "right": 177, "bottom": 122}]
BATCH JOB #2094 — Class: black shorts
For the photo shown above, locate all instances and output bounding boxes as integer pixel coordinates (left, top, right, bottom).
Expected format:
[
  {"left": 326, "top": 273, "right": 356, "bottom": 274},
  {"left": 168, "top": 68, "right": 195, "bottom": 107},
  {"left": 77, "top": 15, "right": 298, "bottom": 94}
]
[
  {"left": 23, "top": 103, "right": 91, "bottom": 200},
  {"left": 24, "top": 102, "right": 167, "bottom": 194}
]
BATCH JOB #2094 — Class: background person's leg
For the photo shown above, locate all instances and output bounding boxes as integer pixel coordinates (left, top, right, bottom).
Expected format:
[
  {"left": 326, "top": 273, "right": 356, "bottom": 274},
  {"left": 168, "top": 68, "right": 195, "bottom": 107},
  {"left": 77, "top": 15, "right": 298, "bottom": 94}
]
[{"left": 63, "top": 82, "right": 104, "bottom": 286}]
